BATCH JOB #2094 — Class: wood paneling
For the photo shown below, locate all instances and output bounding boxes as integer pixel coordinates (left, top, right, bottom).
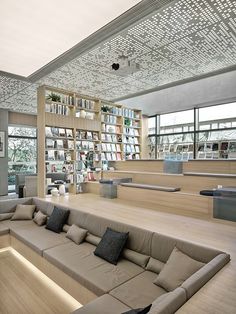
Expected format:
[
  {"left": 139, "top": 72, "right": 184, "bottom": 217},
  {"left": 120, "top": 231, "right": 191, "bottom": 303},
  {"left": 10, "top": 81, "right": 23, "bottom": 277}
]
[
  {"left": 0, "top": 248, "right": 80, "bottom": 314},
  {"left": 0, "top": 234, "right": 10, "bottom": 248},
  {"left": 9, "top": 111, "right": 37, "bottom": 127},
  {"left": 183, "top": 160, "right": 236, "bottom": 174}
]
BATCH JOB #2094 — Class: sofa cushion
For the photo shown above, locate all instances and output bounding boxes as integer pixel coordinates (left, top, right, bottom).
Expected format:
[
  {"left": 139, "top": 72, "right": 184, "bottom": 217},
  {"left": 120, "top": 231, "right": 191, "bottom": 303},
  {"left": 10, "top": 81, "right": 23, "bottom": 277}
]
[
  {"left": 66, "top": 224, "right": 88, "bottom": 244},
  {"left": 148, "top": 287, "right": 186, "bottom": 314},
  {"left": 145, "top": 258, "right": 165, "bottom": 274},
  {"left": 80, "top": 213, "right": 153, "bottom": 256},
  {"left": 122, "top": 304, "right": 152, "bottom": 314},
  {"left": 71, "top": 294, "right": 131, "bottom": 314},
  {"left": 154, "top": 247, "right": 205, "bottom": 291},
  {"left": 151, "top": 233, "right": 222, "bottom": 264},
  {"left": 44, "top": 241, "right": 144, "bottom": 296},
  {"left": 46, "top": 206, "right": 69, "bottom": 233},
  {"left": 10, "top": 224, "right": 70, "bottom": 255},
  {"left": 0, "top": 213, "right": 13, "bottom": 221},
  {"left": 85, "top": 233, "right": 101, "bottom": 246},
  {"left": 181, "top": 253, "right": 230, "bottom": 299},
  {"left": 2, "top": 219, "right": 35, "bottom": 231},
  {"left": 110, "top": 271, "right": 166, "bottom": 309},
  {"left": 11, "top": 204, "right": 35, "bottom": 220},
  {"left": 0, "top": 197, "right": 33, "bottom": 214},
  {"left": 123, "top": 249, "right": 150, "bottom": 268},
  {"left": 33, "top": 211, "right": 47, "bottom": 226},
  {"left": 94, "top": 228, "right": 129, "bottom": 265}
]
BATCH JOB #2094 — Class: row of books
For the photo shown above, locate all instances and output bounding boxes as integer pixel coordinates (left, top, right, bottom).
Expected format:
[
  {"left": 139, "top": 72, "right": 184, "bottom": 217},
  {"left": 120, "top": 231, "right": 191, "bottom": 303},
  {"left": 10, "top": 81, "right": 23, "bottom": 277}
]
[
  {"left": 125, "top": 153, "right": 140, "bottom": 160},
  {"left": 76, "top": 141, "right": 100, "bottom": 151},
  {"left": 45, "top": 92, "right": 74, "bottom": 105},
  {"left": 101, "top": 114, "right": 119, "bottom": 124},
  {"left": 76, "top": 111, "right": 95, "bottom": 120},
  {"left": 75, "top": 98, "right": 95, "bottom": 110},
  {"left": 45, "top": 162, "right": 74, "bottom": 173},
  {"left": 46, "top": 139, "right": 74, "bottom": 150},
  {"left": 124, "top": 128, "right": 139, "bottom": 136},
  {"left": 76, "top": 152, "right": 100, "bottom": 162},
  {"left": 46, "top": 127, "right": 73, "bottom": 138},
  {"left": 101, "top": 124, "right": 121, "bottom": 133},
  {"left": 46, "top": 103, "right": 71, "bottom": 115},
  {"left": 45, "top": 150, "right": 73, "bottom": 161},
  {"left": 123, "top": 144, "right": 140, "bottom": 153},
  {"left": 101, "top": 143, "right": 121, "bottom": 152},
  {"left": 76, "top": 131, "right": 99, "bottom": 141},
  {"left": 101, "top": 133, "right": 122, "bottom": 143},
  {"left": 101, "top": 152, "right": 122, "bottom": 161},
  {"left": 101, "top": 104, "right": 122, "bottom": 116},
  {"left": 123, "top": 108, "right": 140, "bottom": 119},
  {"left": 123, "top": 136, "right": 139, "bottom": 144}
]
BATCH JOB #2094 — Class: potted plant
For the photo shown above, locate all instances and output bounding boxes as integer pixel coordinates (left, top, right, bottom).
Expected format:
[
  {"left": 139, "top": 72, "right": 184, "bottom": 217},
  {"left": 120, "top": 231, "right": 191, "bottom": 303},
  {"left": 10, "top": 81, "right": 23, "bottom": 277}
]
[{"left": 46, "top": 92, "right": 61, "bottom": 102}]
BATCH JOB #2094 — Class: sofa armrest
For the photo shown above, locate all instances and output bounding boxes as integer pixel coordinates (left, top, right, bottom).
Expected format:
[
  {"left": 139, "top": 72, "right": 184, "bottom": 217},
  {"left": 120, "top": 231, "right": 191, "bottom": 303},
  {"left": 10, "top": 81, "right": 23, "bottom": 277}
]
[
  {"left": 181, "top": 253, "right": 230, "bottom": 299},
  {"left": 149, "top": 287, "right": 186, "bottom": 314}
]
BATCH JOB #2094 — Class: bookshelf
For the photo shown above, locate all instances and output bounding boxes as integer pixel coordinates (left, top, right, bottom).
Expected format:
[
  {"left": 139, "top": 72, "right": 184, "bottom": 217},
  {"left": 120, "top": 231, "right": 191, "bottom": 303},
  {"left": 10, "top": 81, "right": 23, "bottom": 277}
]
[
  {"left": 37, "top": 86, "right": 143, "bottom": 197},
  {"left": 122, "top": 107, "right": 142, "bottom": 160}
]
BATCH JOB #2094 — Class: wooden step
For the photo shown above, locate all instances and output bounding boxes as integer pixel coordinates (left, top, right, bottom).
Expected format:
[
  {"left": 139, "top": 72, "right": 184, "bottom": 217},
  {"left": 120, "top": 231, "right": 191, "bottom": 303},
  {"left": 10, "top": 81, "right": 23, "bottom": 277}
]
[
  {"left": 117, "top": 186, "right": 213, "bottom": 218},
  {"left": 120, "top": 182, "right": 180, "bottom": 192}
]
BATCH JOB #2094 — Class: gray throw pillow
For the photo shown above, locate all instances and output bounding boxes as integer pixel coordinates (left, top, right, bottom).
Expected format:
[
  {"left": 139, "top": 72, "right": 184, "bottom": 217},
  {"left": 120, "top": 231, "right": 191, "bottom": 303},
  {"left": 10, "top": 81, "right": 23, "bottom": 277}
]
[
  {"left": 11, "top": 204, "right": 36, "bottom": 220},
  {"left": 46, "top": 206, "right": 69, "bottom": 233},
  {"left": 66, "top": 224, "right": 88, "bottom": 244},
  {"left": 0, "top": 212, "right": 14, "bottom": 221},
  {"left": 94, "top": 227, "right": 129, "bottom": 265},
  {"left": 33, "top": 211, "right": 47, "bottom": 226},
  {"left": 154, "top": 247, "right": 205, "bottom": 291},
  {"left": 122, "top": 304, "right": 152, "bottom": 314}
]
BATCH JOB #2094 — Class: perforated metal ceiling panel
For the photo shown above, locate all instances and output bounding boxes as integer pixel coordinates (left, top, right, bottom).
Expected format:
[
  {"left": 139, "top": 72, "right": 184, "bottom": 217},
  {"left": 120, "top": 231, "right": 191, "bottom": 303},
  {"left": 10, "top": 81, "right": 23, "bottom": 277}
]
[{"left": 0, "top": 0, "right": 236, "bottom": 114}]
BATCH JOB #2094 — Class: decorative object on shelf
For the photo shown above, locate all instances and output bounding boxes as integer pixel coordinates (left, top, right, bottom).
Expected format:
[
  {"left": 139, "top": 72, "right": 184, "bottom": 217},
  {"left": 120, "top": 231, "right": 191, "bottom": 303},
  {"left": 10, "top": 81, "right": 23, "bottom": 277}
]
[
  {"left": 124, "top": 118, "right": 131, "bottom": 127},
  {"left": 59, "top": 184, "right": 66, "bottom": 196},
  {"left": 51, "top": 188, "right": 59, "bottom": 196}
]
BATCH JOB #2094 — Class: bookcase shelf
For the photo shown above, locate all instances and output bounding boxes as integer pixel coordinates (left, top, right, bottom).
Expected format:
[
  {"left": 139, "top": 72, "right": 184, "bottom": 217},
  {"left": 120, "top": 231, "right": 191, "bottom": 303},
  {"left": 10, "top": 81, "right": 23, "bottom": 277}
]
[{"left": 37, "top": 85, "right": 143, "bottom": 197}]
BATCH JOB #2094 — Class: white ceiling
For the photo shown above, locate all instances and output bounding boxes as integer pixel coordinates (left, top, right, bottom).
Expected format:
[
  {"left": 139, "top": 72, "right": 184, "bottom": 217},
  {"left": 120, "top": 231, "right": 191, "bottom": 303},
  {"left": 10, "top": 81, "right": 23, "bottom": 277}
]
[
  {"left": 0, "top": 0, "right": 141, "bottom": 76},
  {"left": 0, "top": 0, "right": 236, "bottom": 115}
]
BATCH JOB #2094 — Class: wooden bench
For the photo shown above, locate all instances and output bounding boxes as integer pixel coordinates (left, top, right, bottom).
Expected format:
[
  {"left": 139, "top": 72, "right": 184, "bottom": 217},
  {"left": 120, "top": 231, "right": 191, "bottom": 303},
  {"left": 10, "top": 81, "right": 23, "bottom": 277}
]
[
  {"left": 120, "top": 182, "right": 181, "bottom": 192},
  {"left": 184, "top": 172, "right": 236, "bottom": 178}
]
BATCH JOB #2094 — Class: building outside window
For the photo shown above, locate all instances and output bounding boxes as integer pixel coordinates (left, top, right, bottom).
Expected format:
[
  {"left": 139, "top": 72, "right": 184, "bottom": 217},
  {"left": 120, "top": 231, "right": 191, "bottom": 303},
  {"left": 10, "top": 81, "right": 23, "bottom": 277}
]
[
  {"left": 148, "top": 103, "right": 236, "bottom": 160},
  {"left": 8, "top": 126, "right": 37, "bottom": 192}
]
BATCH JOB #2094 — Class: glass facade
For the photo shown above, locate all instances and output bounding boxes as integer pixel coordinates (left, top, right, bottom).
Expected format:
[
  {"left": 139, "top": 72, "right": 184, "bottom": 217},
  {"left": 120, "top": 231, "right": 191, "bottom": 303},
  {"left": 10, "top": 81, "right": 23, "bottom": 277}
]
[
  {"left": 8, "top": 126, "right": 37, "bottom": 191},
  {"left": 148, "top": 103, "right": 236, "bottom": 160}
]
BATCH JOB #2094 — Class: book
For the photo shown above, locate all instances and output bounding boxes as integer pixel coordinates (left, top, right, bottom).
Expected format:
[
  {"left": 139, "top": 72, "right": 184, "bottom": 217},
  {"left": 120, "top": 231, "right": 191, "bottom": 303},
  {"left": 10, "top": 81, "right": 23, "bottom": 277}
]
[
  {"left": 48, "top": 150, "right": 55, "bottom": 161},
  {"left": 46, "top": 138, "right": 54, "bottom": 148},
  {"left": 87, "top": 132, "right": 92, "bottom": 140},
  {"left": 59, "top": 128, "right": 66, "bottom": 137},
  {"left": 57, "top": 150, "right": 65, "bottom": 161},
  {"left": 68, "top": 140, "right": 75, "bottom": 150},
  {"left": 56, "top": 139, "right": 63, "bottom": 149},
  {"left": 51, "top": 127, "right": 59, "bottom": 137},
  {"left": 93, "top": 132, "right": 99, "bottom": 141},
  {"left": 66, "top": 129, "right": 73, "bottom": 138},
  {"left": 45, "top": 127, "right": 53, "bottom": 137}
]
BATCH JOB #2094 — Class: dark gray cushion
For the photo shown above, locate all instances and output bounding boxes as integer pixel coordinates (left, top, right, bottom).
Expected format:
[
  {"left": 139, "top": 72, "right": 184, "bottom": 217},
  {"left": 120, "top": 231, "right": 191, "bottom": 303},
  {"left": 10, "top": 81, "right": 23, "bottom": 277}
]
[
  {"left": 122, "top": 304, "right": 152, "bottom": 314},
  {"left": 46, "top": 206, "right": 69, "bottom": 233},
  {"left": 94, "top": 227, "right": 129, "bottom": 265}
]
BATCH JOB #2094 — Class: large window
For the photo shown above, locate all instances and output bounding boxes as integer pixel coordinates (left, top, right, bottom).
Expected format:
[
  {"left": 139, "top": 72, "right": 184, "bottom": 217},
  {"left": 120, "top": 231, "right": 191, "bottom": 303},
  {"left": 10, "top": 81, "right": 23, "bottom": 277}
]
[
  {"left": 8, "top": 126, "right": 37, "bottom": 192},
  {"left": 149, "top": 103, "right": 236, "bottom": 160}
]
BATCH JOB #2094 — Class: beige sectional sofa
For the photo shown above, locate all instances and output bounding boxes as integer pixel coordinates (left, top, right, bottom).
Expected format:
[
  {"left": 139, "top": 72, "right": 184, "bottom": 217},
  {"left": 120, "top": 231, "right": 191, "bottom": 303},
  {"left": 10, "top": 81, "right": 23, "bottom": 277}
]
[{"left": 0, "top": 197, "right": 230, "bottom": 314}]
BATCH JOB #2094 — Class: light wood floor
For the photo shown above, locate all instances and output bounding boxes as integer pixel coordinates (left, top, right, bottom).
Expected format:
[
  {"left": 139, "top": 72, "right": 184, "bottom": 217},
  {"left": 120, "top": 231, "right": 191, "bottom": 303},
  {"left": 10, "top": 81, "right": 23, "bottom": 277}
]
[
  {"left": 0, "top": 248, "right": 81, "bottom": 314},
  {"left": 43, "top": 193, "right": 236, "bottom": 314}
]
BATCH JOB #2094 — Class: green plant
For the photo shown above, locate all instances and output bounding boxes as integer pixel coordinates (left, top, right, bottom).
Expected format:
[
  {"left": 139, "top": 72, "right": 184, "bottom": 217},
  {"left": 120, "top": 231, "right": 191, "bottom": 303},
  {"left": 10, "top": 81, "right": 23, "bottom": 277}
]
[
  {"left": 46, "top": 92, "right": 61, "bottom": 102},
  {"left": 101, "top": 105, "right": 110, "bottom": 113},
  {"left": 124, "top": 117, "right": 131, "bottom": 126}
]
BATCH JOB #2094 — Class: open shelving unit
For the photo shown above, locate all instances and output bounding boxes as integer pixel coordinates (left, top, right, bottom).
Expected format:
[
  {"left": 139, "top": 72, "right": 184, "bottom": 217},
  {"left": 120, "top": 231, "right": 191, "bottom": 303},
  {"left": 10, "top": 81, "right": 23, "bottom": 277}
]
[{"left": 37, "top": 86, "right": 143, "bottom": 197}]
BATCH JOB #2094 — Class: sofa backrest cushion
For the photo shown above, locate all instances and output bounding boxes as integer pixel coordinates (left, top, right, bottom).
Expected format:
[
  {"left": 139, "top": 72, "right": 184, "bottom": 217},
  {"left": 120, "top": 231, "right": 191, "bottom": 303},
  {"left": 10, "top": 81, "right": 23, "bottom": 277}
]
[
  {"left": 0, "top": 197, "right": 33, "bottom": 214},
  {"left": 145, "top": 257, "right": 165, "bottom": 274},
  {"left": 33, "top": 198, "right": 53, "bottom": 215},
  {"left": 80, "top": 213, "right": 153, "bottom": 256},
  {"left": 151, "top": 233, "right": 222, "bottom": 263}
]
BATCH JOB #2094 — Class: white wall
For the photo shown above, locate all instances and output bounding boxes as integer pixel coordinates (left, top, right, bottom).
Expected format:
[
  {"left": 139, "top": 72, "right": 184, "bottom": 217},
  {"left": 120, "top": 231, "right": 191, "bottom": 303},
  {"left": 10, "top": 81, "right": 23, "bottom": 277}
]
[{"left": 122, "top": 70, "right": 236, "bottom": 115}]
